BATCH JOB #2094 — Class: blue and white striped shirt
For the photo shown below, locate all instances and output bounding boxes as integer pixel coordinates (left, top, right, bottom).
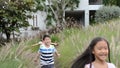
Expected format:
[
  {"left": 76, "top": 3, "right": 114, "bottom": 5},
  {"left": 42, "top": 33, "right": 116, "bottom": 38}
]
[{"left": 39, "top": 44, "right": 56, "bottom": 65}]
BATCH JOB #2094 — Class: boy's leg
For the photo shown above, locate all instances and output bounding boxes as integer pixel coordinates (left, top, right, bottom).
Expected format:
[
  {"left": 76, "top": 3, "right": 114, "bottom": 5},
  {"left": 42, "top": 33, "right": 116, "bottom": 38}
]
[
  {"left": 41, "top": 65, "right": 48, "bottom": 68},
  {"left": 48, "top": 64, "right": 55, "bottom": 68}
]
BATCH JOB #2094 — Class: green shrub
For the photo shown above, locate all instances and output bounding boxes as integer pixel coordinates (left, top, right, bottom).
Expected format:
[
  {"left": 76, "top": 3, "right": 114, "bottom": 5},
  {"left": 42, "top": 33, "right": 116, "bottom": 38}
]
[
  {"left": 95, "top": 6, "right": 120, "bottom": 23},
  {"left": 51, "top": 35, "right": 60, "bottom": 42}
]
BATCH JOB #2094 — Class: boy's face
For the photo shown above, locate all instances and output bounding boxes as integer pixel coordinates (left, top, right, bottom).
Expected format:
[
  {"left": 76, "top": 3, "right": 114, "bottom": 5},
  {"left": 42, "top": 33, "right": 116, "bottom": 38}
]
[
  {"left": 44, "top": 37, "right": 51, "bottom": 46},
  {"left": 92, "top": 40, "right": 109, "bottom": 62}
]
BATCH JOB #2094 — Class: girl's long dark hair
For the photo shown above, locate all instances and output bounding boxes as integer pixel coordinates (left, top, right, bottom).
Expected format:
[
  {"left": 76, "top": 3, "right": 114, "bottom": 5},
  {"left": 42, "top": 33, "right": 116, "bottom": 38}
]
[{"left": 71, "top": 37, "right": 111, "bottom": 68}]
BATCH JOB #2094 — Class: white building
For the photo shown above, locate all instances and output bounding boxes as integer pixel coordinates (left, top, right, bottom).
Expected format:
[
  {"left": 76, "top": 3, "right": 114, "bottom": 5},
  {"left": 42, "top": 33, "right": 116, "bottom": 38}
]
[
  {"left": 28, "top": 0, "right": 103, "bottom": 30},
  {"left": 78, "top": 0, "right": 103, "bottom": 27},
  {"left": 66, "top": 0, "right": 103, "bottom": 27},
  {"left": 18, "top": 0, "right": 103, "bottom": 38}
]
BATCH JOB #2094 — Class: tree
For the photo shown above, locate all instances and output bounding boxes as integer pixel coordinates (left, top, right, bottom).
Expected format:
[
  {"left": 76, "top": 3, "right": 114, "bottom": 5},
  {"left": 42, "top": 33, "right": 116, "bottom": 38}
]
[
  {"left": 103, "top": 0, "right": 116, "bottom": 5},
  {"left": 103, "top": 0, "right": 120, "bottom": 7},
  {"left": 34, "top": 0, "right": 80, "bottom": 30},
  {"left": 0, "top": 0, "right": 35, "bottom": 41},
  {"left": 116, "top": 0, "right": 120, "bottom": 7}
]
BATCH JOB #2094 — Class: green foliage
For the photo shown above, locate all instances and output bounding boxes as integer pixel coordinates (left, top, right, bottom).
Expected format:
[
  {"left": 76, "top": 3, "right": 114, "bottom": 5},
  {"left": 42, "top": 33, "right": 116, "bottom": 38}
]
[
  {"left": 103, "top": 0, "right": 117, "bottom": 6},
  {"left": 0, "top": 0, "right": 35, "bottom": 41},
  {"left": 0, "top": 59, "right": 20, "bottom": 68},
  {"left": 103, "top": 0, "right": 120, "bottom": 7},
  {"left": 34, "top": 0, "right": 80, "bottom": 28},
  {"left": 51, "top": 35, "right": 60, "bottom": 42},
  {"left": 116, "top": 0, "right": 120, "bottom": 7},
  {"left": 95, "top": 6, "right": 120, "bottom": 23}
]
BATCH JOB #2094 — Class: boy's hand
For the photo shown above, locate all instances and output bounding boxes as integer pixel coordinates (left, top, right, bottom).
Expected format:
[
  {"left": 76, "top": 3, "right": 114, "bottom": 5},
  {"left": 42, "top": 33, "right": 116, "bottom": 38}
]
[
  {"left": 57, "top": 53, "right": 60, "bottom": 57},
  {"left": 52, "top": 43, "right": 59, "bottom": 46},
  {"left": 34, "top": 59, "right": 38, "bottom": 62},
  {"left": 31, "top": 45, "right": 35, "bottom": 47}
]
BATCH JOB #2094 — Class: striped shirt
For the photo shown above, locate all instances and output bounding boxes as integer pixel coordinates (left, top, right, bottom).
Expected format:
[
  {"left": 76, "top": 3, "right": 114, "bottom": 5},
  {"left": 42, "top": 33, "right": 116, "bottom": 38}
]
[{"left": 39, "top": 44, "right": 56, "bottom": 65}]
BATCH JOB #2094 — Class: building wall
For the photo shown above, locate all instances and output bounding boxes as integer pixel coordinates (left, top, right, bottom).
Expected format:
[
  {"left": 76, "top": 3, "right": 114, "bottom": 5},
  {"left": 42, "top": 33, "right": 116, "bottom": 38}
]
[
  {"left": 77, "top": 0, "right": 102, "bottom": 10},
  {"left": 77, "top": 0, "right": 89, "bottom": 10},
  {"left": 11, "top": 11, "right": 47, "bottom": 39},
  {"left": 27, "top": 11, "right": 47, "bottom": 31},
  {"left": 75, "top": 0, "right": 103, "bottom": 27},
  {"left": 19, "top": 0, "right": 103, "bottom": 38}
]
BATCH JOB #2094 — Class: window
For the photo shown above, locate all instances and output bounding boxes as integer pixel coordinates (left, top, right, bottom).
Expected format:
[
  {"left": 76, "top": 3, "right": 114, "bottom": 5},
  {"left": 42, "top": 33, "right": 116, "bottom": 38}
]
[
  {"left": 32, "top": 15, "right": 38, "bottom": 27},
  {"left": 89, "top": 0, "right": 102, "bottom": 5}
]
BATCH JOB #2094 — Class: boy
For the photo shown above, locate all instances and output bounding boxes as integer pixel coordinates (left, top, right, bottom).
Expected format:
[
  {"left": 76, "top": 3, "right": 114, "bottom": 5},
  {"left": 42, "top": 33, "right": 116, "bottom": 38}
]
[{"left": 34, "top": 35, "right": 60, "bottom": 68}]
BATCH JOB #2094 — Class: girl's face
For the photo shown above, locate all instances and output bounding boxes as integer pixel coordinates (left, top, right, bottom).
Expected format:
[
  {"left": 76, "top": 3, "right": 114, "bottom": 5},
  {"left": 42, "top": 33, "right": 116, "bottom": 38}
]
[{"left": 92, "top": 40, "right": 109, "bottom": 62}]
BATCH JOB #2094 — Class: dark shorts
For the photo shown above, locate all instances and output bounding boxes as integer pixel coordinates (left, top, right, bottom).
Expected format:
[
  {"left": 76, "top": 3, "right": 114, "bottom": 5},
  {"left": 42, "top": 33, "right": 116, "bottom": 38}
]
[{"left": 41, "top": 64, "right": 55, "bottom": 68}]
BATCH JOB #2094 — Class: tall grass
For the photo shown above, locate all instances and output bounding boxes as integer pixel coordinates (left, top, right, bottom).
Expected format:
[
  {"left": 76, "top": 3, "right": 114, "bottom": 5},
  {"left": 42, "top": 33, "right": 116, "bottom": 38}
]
[
  {"left": 55, "top": 19, "right": 120, "bottom": 68},
  {"left": 0, "top": 38, "right": 40, "bottom": 68},
  {"left": 0, "top": 19, "right": 120, "bottom": 68}
]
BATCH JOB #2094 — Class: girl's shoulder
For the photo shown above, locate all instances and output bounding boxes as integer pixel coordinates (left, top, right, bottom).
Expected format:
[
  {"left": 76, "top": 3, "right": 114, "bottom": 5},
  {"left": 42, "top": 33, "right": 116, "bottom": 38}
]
[
  {"left": 84, "top": 64, "right": 89, "bottom": 68},
  {"left": 84, "top": 64, "right": 94, "bottom": 68},
  {"left": 84, "top": 62, "right": 116, "bottom": 68},
  {"left": 107, "top": 63, "right": 116, "bottom": 68}
]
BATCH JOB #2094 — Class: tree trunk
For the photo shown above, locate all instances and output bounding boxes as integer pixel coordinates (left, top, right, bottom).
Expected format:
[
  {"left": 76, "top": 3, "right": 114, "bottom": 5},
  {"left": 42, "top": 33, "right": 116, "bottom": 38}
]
[{"left": 5, "top": 30, "right": 11, "bottom": 42}]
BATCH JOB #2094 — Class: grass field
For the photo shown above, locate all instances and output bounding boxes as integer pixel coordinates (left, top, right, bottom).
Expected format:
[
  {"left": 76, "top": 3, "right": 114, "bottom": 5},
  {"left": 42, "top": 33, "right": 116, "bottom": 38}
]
[
  {"left": 55, "top": 19, "right": 120, "bottom": 68},
  {"left": 0, "top": 19, "right": 120, "bottom": 68}
]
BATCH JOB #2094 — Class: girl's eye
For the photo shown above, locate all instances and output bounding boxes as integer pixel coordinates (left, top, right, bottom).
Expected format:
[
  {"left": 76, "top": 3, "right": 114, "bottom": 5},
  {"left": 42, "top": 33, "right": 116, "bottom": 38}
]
[
  {"left": 104, "top": 47, "right": 108, "bottom": 50},
  {"left": 98, "top": 48, "right": 102, "bottom": 50}
]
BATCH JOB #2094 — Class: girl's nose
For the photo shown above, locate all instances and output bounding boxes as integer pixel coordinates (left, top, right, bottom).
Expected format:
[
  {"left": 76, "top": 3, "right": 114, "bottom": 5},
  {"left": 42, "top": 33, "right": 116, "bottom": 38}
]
[{"left": 101, "top": 49, "right": 107, "bottom": 52}]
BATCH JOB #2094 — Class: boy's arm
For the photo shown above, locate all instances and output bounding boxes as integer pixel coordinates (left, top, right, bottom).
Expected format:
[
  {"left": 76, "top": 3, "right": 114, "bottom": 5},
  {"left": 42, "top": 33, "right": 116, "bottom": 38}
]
[
  {"left": 34, "top": 52, "right": 40, "bottom": 62},
  {"left": 32, "top": 42, "right": 42, "bottom": 47},
  {"left": 34, "top": 45, "right": 42, "bottom": 62},
  {"left": 32, "top": 43, "right": 39, "bottom": 47},
  {"left": 55, "top": 50, "right": 60, "bottom": 57},
  {"left": 51, "top": 43, "right": 59, "bottom": 46},
  {"left": 32, "top": 42, "right": 58, "bottom": 47}
]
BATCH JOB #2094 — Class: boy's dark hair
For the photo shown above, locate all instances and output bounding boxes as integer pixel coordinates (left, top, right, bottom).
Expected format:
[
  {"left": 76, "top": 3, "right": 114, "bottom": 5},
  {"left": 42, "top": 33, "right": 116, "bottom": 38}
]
[
  {"left": 71, "top": 37, "right": 111, "bottom": 68},
  {"left": 42, "top": 35, "right": 50, "bottom": 40}
]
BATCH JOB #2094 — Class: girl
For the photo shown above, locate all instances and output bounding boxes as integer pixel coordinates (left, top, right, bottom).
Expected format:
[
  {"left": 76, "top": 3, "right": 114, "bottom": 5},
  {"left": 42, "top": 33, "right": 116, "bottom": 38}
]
[{"left": 71, "top": 37, "right": 116, "bottom": 68}]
